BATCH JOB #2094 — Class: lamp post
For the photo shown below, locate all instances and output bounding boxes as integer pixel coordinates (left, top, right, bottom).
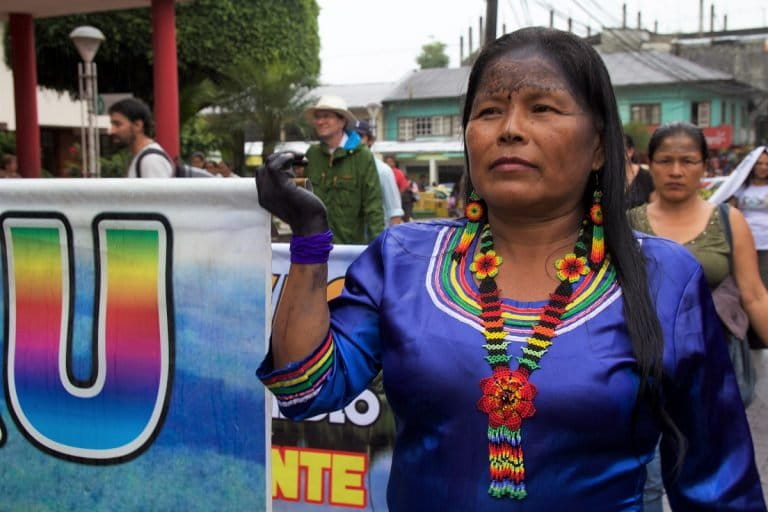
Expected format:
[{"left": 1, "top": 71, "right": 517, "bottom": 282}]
[
  {"left": 69, "top": 26, "right": 105, "bottom": 178},
  {"left": 366, "top": 102, "right": 382, "bottom": 138}
]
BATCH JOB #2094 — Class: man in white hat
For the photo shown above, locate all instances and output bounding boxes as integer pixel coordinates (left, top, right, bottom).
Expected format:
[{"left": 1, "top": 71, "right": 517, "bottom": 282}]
[{"left": 303, "top": 95, "right": 384, "bottom": 244}]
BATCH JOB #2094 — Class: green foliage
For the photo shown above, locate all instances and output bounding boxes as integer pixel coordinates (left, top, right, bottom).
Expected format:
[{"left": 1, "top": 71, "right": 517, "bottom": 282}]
[
  {"left": 416, "top": 41, "right": 449, "bottom": 69},
  {"left": 11, "top": 0, "right": 320, "bottom": 124},
  {"left": 99, "top": 149, "right": 131, "bottom": 178},
  {"left": 180, "top": 114, "right": 222, "bottom": 161},
  {"left": 0, "top": 130, "right": 16, "bottom": 156},
  {"left": 623, "top": 121, "right": 652, "bottom": 159},
  {"left": 211, "top": 57, "right": 316, "bottom": 165}
]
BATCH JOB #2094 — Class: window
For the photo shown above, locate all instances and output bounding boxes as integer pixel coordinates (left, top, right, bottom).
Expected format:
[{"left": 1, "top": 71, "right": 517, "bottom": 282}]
[
  {"left": 630, "top": 104, "right": 661, "bottom": 125},
  {"left": 431, "top": 116, "right": 450, "bottom": 136},
  {"left": 415, "top": 117, "right": 432, "bottom": 136},
  {"left": 452, "top": 115, "right": 463, "bottom": 137},
  {"left": 691, "top": 101, "right": 711, "bottom": 127},
  {"left": 398, "top": 118, "right": 414, "bottom": 141},
  {"left": 397, "top": 115, "right": 463, "bottom": 140}
]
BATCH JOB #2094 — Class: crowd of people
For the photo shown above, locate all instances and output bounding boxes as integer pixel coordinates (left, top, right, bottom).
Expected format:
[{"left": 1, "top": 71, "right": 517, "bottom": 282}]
[{"left": 256, "top": 27, "right": 767, "bottom": 510}]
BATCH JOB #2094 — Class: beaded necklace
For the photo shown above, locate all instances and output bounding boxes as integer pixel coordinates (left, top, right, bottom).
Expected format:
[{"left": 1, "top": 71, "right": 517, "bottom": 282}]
[{"left": 455, "top": 188, "right": 605, "bottom": 500}]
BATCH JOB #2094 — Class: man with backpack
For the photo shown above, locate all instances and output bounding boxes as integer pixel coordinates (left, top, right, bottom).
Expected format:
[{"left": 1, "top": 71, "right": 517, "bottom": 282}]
[{"left": 108, "top": 98, "right": 174, "bottom": 178}]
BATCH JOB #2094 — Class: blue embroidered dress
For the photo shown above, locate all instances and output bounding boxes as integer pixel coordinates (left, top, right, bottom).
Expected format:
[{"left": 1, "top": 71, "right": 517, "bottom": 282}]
[{"left": 258, "top": 219, "right": 765, "bottom": 511}]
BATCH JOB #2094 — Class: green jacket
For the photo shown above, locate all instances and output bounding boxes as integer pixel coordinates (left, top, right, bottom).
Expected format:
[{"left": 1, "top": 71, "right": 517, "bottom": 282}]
[{"left": 304, "top": 131, "right": 384, "bottom": 244}]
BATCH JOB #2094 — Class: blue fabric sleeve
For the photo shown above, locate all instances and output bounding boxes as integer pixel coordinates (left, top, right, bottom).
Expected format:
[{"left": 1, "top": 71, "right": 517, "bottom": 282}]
[{"left": 662, "top": 267, "right": 766, "bottom": 510}]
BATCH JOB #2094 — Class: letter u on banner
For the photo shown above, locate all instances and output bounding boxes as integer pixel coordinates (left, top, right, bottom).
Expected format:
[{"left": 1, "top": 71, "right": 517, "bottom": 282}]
[{"left": 1, "top": 212, "right": 174, "bottom": 462}]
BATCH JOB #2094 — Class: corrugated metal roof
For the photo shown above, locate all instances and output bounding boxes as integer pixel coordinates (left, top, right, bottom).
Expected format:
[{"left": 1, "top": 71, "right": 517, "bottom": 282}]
[
  {"left": 307, "top": 51, "right": 741, "bottom": 107},
  {"left": 308, "top": 82, "right": 397, "bottom": 109},
  {"left": 601, "top": 51, "right": 733, "bottom": 85},
  {"left": 384, "top": 67, "right": 471, "bottom": 101}
]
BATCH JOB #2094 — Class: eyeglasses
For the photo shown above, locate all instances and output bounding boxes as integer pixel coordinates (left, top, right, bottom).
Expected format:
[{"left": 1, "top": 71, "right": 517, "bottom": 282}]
[{"left": 650, "top": 158, "right": 704, "bottom": 169}]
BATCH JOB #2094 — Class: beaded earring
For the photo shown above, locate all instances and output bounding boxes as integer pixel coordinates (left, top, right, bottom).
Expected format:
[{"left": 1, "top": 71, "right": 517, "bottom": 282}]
[
  {"left": 453, "top": 190, "right": 485, "bottom": 261},
  {"left": 587, "top": 172, "right": 605, "bottom": 269}
]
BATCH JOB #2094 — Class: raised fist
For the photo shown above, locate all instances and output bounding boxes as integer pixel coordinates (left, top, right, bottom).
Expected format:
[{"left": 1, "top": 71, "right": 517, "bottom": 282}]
[{"left": 255, "top": 152, "right": 328, "bottom": 236}]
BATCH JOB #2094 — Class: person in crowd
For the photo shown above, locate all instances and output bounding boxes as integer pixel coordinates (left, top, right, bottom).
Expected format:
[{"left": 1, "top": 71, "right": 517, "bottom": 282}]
[
  {"left": 384, "top": 155, "right": 409, "bottom": 193},
  {"left": 715, "top": 147, "right": 768, "bottom": 288},
  {"left": 204, "top": 160, "right": 219, "bottom": 175},
  {"left": 735, "top": 148, "right": 768, "bottom": 286},
  {"left": 625, "top": 134, "right": 654, "bottom": 208},
  {"left": 629, "top": 124, "right": 767, "bottom": 344},
  {"left": 629, "top": 124, "right": 768, "bottom": 510},
  {"left": 302, "top": 95, "right": 384, "bottom": 244},
  {"left": 108, "top": 98, "right": 174, "bottom": 178},
  {"left": 355, "top": 121, "right": 403, "bottom": 225},
  {"left": 217, "top": 160, "right": 240, "bottom": 178},
  {"left": 189, "top": 151, "right": 206, "bottom": 170},
  {"left": 256, "top": 28, "right": 765, "bottom": 510},
  {"left": 0, "top": 154, "right": 21, "bottom": 178},
  {"left": 417, "top": 174, "right": 429, "bottom": 192},
  {"left": 400, "top": 179, "right": 420, "bottom": 223}
]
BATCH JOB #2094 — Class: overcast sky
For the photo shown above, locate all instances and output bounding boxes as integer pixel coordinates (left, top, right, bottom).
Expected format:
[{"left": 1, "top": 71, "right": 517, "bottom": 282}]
[{"left": 317, "top": 0, "right": 768, "bottom": 84}]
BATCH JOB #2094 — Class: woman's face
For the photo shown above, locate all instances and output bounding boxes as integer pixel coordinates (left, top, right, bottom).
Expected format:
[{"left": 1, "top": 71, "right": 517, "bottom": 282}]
[
  {"left": 648, "top": 133, "right": 705, "bottom": 203},
  {"left": 465, "top": 53, "right": 602, "bottom": 217},
  {"left": 752, "top": 152, "right": 768, "bottom": 181}
]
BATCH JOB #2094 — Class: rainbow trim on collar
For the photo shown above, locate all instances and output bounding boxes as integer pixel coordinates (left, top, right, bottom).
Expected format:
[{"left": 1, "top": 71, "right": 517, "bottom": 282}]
[{"left": 424, "top": 224, "right": 620, "bottom": 340}]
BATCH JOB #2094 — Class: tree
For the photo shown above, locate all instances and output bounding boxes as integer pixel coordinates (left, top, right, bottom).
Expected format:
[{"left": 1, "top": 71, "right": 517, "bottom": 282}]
[
  {"left": 211, "top": 57, "right": 315, "bottom": 168},
  {"left": 416, "top": 41, "right": 449, "bottom": 69},
  {"left": 6, "top": 0, "right": 320, "bottom": 125}
]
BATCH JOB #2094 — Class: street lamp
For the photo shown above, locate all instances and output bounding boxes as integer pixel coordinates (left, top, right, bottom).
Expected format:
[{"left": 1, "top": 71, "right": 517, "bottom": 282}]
[
  {"left": 69, "top": 26, "right": 105, "bottom": 178},
  {"left": 366, "top": 102, "right": 382, "bottom": 137}
]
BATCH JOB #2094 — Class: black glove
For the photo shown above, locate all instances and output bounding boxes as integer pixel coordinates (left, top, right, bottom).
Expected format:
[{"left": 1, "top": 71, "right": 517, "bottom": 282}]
[{"left": 256, "top": 151, "right": 329, "bottom": 236}]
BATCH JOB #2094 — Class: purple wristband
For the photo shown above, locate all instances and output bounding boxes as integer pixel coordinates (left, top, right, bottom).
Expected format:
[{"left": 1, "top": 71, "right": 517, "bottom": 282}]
[{"left": 290, "top": 230, "right": 333, "bottom": 264}]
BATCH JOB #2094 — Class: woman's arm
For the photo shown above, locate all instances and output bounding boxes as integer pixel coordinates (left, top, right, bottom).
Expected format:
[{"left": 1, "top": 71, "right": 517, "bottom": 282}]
[
  {"left": 272, "top": 263, "right": 330, "bottom": 367},
  {"left": 256, "top": 152, "right": 334, "bottom": 366},
  {"left": 729, "top": 207, "right": 768, "bottom": 345}
]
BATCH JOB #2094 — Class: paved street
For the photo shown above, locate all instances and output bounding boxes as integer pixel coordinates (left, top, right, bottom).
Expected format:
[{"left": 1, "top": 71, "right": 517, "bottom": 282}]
[{"left": 746, "top": 350, "right": 768, "bottom": 501}]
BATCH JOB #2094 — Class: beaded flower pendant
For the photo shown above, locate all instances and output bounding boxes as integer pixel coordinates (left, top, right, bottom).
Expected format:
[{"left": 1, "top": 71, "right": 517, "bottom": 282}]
[{"left": 468, "top": 209, "right": 603, "bottom": 499}]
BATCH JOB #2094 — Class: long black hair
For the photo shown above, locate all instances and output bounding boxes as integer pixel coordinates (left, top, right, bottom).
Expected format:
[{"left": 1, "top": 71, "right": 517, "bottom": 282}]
[{"left": 461, "top": 27, "right": 684, "bottom": 464}]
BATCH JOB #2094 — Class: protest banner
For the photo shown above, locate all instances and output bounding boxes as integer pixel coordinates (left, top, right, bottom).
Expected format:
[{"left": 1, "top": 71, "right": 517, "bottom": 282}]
[
  {"left": 0, "top": 179, "right": 271, "bottom": 510},
  {"left": 271, "top": 244, "right": 395, "bottom": 511}
]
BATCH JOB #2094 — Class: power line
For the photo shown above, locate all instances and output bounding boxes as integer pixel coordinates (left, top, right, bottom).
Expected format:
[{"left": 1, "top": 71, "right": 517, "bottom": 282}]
[{"left": 567, "top": 0, "right": 748, "bottom": 96}]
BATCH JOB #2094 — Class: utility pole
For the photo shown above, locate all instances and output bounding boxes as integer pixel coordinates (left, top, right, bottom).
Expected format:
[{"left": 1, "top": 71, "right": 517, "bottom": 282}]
[
  {"left": 485, "top": 0, "right": 498, "bottom": 45},
  {"left": 622, "top": 4, "right": 627, "bottom": 29}
]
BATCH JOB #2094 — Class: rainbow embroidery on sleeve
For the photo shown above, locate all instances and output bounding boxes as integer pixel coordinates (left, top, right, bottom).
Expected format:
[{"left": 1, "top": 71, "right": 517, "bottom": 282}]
[
  {"left": 1, "top": 213, "right": 173, "bottom": 462},
  {"left": 262, "top": 332, "right": 335, "bottom": 409}
]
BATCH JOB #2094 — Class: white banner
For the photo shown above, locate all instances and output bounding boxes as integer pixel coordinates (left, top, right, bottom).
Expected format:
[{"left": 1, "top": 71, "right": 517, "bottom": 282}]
[{"left": 0, "top": 179, "right": 271, "bottom": 510}]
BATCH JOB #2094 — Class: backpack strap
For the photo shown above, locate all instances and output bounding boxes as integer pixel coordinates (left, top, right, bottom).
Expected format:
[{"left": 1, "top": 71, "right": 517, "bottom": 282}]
[
  {"left": 135, "top": 147, "right": 173, "bottom": 178},
  {"left": 718, "top": 202, "right": 733, "bottom": 273}
]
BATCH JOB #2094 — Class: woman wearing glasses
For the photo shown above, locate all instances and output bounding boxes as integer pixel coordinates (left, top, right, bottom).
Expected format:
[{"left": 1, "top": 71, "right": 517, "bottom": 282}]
[{"left": 629, "top": 122, "right": 768, "bottom": 351}]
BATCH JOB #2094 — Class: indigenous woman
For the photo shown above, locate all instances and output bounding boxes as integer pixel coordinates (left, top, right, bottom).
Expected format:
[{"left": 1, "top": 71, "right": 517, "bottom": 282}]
[
  {"left": 629, "top": 124, "right": 768, "bottom": 347},
  {"left": 256, "top": 29, "right": 765, "bottom": 510}
]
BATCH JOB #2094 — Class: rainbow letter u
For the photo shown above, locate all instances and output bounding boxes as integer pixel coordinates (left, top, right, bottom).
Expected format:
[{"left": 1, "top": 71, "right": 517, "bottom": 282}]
[{"left": 1, "top": 213, "right": 173, "bottom": 462}]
